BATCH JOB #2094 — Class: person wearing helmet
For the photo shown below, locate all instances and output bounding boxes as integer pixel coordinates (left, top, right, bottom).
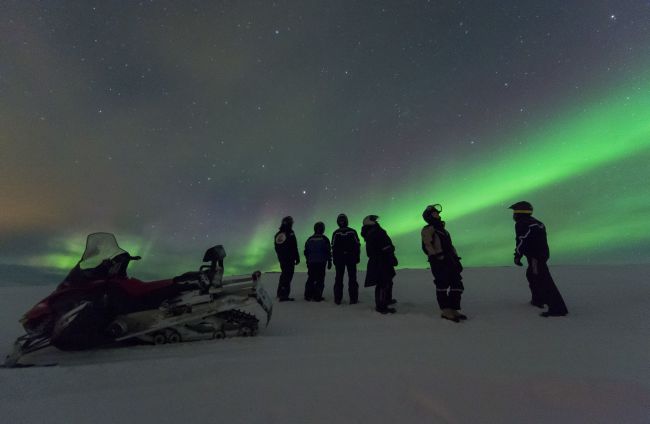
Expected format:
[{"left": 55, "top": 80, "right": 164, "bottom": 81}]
[
  {"left": 303, "top": 221, "right": 332, "bottom": 302},
  {"left": 331, "top": 213, "right": 361, "bottom": 305},
  {"left": 361, "top": 215, "right": 398, "bottom": 314},
  {"left": 274, "top": 216, "right": 300, "bottom": 301},
  {"left": 509, "top": 201, "right": 568, "bottom": 317},
  {"left": 421, "top": 204, "right": 466, "bottom": 322}
]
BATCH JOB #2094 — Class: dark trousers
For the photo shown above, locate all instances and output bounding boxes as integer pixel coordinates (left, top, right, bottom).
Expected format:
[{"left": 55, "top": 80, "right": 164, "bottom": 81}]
[
  {"left": 333, "top": 260, "right": 359, "bottom": 303},
  {"left": 305, "top": 262, "right": 327, "bottom": 300},
  {"left": 374, "top": 279, "right": 391, "bottom": 310},
  {"left": 277, "top": 260, "right": 295, "bottom": 300},
  {"left": 526, "top": 258, "right": 568, "bottom": 314},
  {"left": 429, "top": 261, "right": 464, "bottom": 310}
]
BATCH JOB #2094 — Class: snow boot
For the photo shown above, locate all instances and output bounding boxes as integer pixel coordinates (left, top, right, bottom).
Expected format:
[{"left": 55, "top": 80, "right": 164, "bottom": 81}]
[
  {"left": 376, "top": 307, "right": 396, "bottom": 314},
  {"left": 441, "top": 308, "right": 460, "bottom": 322},
  {"left": 540, "top": 310, "right": 567, "bottom": 317},
  {"left": 454, "top": 310, "right": 468, "bottom": 320}
]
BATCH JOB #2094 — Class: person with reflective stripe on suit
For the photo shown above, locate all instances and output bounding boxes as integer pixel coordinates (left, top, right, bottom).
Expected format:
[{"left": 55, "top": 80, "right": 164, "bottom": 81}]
[
  {"left": 361, "top": 215, "right": 398, "bottom": 314},
  {"left": 331, "top": 213, "right": 360, "bottom": 305},
  {"left": 303, "top": 221, "right": 332, "bottom": 302},
  {"left": 421, "top": 204, "right": 466, "bottom": 322},
  {"left": 274, "top": 216, "right": 300, "bottom": 302},
  {"left": 510, "top": 201, "right": 568, "bottom": 317}
]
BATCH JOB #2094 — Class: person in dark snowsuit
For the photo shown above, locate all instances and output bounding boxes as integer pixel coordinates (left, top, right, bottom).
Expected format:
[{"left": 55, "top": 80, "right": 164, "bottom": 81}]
[
  {"left": 331, "top": 213, "right": 360, "bottom": 305},
  {"left": 421, "top": 204, "right": 466, "bottom": 322},
  {"left": 360, "top": 215, "right": 398, "bottom": 314},
  {"left": 303, "top": 221, "right": 332, "bottom": 302},
  {"left": 274, "top": 216, "right": 300, "bottom": 301},
  {"left": 509, "top": 201, "right": 568, "bottom": 317}
]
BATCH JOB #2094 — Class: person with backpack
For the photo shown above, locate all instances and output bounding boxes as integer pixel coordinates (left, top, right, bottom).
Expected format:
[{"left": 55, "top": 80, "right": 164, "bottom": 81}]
[
  {"left": 303, "top": 221, "right": 332, "bottom": 302},
  {"left": 509, "top": 201, "right": 568, "bottom": 317},
  {"left": 361, "top": 215, "right": 398, "bottom": 314},
  {"left": 331, "top": 213, "right": 361, "bottom": 305},
  {"left": 274, "top": 216, "right": 300, "bottom": 302},
  {"left": 421, "top": 204, "right": 467, "bottom": 322}
]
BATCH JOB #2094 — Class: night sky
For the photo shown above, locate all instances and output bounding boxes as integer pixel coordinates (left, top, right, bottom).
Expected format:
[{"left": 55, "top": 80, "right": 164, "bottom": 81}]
[{"left": 1, "top": 1, "right": 649, "bottom": 279}]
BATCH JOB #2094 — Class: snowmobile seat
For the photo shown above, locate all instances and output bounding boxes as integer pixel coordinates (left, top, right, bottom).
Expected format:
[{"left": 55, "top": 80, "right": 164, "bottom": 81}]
[
  {"left": 173, "top": 272, "right": 201, "bottom": 283},
  {"left": 115, "top": 278, "right": 176, "bottom": 297}
]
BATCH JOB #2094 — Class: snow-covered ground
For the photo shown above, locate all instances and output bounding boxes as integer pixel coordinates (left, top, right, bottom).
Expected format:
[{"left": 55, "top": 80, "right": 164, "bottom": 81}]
[{"left": 1, "top": 266, "right": 648, "bottom": 424}]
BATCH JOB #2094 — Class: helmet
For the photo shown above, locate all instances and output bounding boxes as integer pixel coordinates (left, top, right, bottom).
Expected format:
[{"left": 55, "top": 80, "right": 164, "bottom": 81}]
[
  {"left": 508, "top": 201, "right": 533, "bottom": 214},
  {"left": 362, "top": 215, "right": 379, "bottom": 226},
  {"left": 281, "top": 216, "right": 294, "bottom": 227},
  {"left": 314, "top": 221, "right": 325, "bottom": 234},
  {"left": 336, "top": 213, "right": 348, "bottom": 227},
  {"left": 422, "top": 204, "right": 442, "bottom": 224}
]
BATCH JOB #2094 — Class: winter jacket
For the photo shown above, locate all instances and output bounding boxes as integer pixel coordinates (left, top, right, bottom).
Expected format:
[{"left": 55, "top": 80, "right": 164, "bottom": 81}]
[
  {"left": 361, "top": 224, "right": 397, "bottom": 287},
  {"left": 421, "top": 221, "right": 463, "bottom": 273},
  {"left": 274, "top": 226, "right": 300, "bottom": 263},
  {"left": 514, "top": 215, "right": 550, "bottom": 261},
  {"left": 304, "top": 234, "right": 332, "bottom": 264},
  {"left": 331, "top": 226, "right": 361, "bottom": 264}
]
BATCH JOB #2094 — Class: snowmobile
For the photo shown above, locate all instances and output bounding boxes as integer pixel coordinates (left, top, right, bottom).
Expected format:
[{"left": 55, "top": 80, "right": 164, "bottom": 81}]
[{"left": 4, "top": 232, "right": 273, "bottom": 367}]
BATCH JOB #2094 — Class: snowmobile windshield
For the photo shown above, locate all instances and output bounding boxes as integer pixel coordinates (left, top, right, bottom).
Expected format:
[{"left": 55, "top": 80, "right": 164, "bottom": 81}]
[{"left": 79, "top": 233, "right": 128, "bottom": 270}]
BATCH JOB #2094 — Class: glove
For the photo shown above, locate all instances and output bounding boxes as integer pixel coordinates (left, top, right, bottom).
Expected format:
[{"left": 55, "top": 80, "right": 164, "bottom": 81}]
[
  {"left": 294, "top": 258, "right": 300, "bottom": 265},
  {"left": 514, "top": 254, "right": 523, "bottom": 267},
  {"left": 429, "top": 254, "right": 445, "bottom": 262},
  {"left": 327, "top": 260, "right": 332, "bottom": 270}
]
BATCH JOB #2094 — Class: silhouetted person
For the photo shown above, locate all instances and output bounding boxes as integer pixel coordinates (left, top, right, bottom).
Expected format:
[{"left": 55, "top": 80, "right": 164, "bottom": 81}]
[
  {"left": 331, "top": 213, "right": 360, "bottom": 305},
  {"left": 304, "top": 221, "right": 332, "bottom": 302},
  {"left": 509, "top": 201, "right": 568, "bottom": 317},
  {"left": 361, "top": 215, "right": 397, "bottom": 314},
  {"left": 274, "top": 216, "right": 300, "bottom": 301},
  {"left": 421, "top": 204, "right": 466, "bottom": 322}
]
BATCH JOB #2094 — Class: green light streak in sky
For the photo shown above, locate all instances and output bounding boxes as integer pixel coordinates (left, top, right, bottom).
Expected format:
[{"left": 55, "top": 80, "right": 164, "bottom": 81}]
[
  {"left": 234, "top": 220, "right": 278, "bottom": 274},
  {"left": 266, "top": 75, "right": 650, "bottom": 271},
  {"left": 22, "top": 76, "right": 650, "bottom": 277},
  {"left": 37, "top": 254, "right": 80, "bottom": 271},
  {"left": 382, "top": 79, "right": 650, "bottom": 238},
  {"left": 29, "top": 233, "right": 150, "bottom": 275}
]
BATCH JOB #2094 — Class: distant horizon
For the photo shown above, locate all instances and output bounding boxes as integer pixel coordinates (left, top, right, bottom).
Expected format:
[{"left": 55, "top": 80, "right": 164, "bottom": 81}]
[{"left": 2, "top": 262, "right": 649, "bottom": 287}]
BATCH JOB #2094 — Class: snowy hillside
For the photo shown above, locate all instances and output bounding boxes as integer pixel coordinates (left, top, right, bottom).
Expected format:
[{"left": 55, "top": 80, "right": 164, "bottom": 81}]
[{"left": 1, "top": 266, "right": 648, "bottom": 424}]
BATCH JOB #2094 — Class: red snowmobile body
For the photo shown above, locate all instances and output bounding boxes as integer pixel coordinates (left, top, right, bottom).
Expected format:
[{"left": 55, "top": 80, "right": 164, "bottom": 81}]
[
  {"left": 5, "top": 232, "right": 271, "bottom": 367},
  {"left": 21, "top": 276, "right": 180, "bottom": 341},
  {"left": 20, "top": 234, "right": 191, "bottom": 350}
]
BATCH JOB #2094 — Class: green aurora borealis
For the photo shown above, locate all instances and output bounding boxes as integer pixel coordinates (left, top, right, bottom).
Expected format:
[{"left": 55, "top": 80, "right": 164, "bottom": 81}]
[
  {"left": 237, "top": 74, "right": 650, "bottom": 273},
  {"left": 1, "top": 2, "right": 649, "bottom": 280},
  {"left": 29, "top": 86, "right": 650, "bottom": 276}
]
